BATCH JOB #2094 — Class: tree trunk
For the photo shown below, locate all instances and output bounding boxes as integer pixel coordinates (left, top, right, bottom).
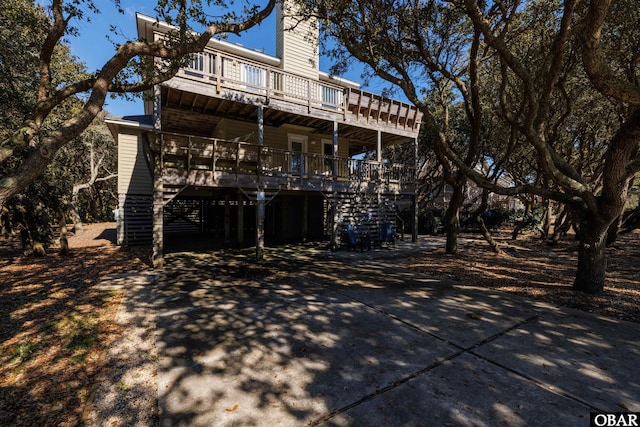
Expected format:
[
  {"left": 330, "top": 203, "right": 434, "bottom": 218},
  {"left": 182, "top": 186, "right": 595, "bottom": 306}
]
[
  {"left": 71, "top": 185, "right": 85, "bottom": 234},
  {"left": 444, "top": 182, "right": 465, "bottom": 254},
  {"left": 476, "top": 215, "right": 502, "bottom": 254},
  {"left": 541, "top": 199, "right": 551, "bottom": 240},
  {"left": 59, "top": 207, "right": 69, "bottom": 256},
  {"left": 573, "top": 221, "right": 607, "bottom": 294},
  {"left": 16, "top": 207, "right": 46, "bottom": 256},
  {"left": 0, "top": 207, "right": 11, "bottom": 237},
  {"left": 605, "top": 214, "right": 622, "bottom": 246},
  {"left": 551, "top": 206, "right": 573, "bottom": 244},
  {"left": 473, "top": 190, "right": 502, "bottom": 254}
]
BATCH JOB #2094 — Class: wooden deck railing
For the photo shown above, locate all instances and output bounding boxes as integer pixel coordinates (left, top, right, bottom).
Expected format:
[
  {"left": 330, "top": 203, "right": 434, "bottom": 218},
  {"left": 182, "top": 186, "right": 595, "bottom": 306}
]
[
  {"left": 160, "top": 133, "right": 415, "bottom": 187},
  {"left": 177, "top": 49, "right": 421, "bottom": 129}
]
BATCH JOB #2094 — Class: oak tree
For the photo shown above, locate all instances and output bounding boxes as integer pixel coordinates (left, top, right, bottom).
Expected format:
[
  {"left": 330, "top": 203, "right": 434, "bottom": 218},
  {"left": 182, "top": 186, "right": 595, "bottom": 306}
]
[
  {"left": 301, "top": 0, "right": 640, "bottom": 294},
  {"left": 0, "top": 0, "right": 277, "bottom": 210}
]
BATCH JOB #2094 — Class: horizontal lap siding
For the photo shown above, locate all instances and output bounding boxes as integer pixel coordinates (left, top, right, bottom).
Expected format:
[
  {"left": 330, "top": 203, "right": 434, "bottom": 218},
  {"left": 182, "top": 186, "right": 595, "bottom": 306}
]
[
  {"left": 118, "top": 131, "right": 153, "bottom": 195},
  {"left": 277, "top": 2, "right": 319, "bottom": 79},
  {"left": 117, "top": 130, "right": 153, "bottom": 245}
]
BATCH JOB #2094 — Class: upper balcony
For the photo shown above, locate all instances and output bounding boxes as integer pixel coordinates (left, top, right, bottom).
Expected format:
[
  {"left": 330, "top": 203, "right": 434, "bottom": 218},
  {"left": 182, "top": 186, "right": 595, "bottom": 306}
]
[{"left": 163, "top": 47, "right": 422, "bottom": 139}]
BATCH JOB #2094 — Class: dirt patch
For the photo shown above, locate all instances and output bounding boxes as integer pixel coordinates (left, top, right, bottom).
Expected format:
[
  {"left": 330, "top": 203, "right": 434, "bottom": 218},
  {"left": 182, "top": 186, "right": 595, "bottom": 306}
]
[
  {"left": 406, "top": 230, "right": 640, "bottom": 323},
  {"left": 0, "top": 223, "right": 150, "bottom": 426}
]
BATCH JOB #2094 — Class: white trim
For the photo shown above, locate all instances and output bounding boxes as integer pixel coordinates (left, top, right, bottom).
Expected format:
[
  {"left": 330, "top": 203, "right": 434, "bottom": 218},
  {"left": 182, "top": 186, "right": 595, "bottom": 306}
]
[
  {"left": 137, "top": 13, "right": 281, "bottom": 67},
  {"left": 322, "top": 139, "right": 334, "bottom": 155},
  {"left": 105, "top": 118, "right": 155, "bottom": 130},
  {"left": 319, "top": 71, "right": 360, "bottom": 89},
  {"left": 288, "top": 134, "right": 308, "bottom": 175},
  {"left": 287, "top": 133, "right": 308, "bottom": 153}
]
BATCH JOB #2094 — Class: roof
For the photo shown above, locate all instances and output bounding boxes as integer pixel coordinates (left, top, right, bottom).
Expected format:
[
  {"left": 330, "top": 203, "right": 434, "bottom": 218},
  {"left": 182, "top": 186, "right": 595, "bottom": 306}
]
[
  {"left": 134, "top": 13, "right": 360, "bottom": 90},
  {"left": 105, "top": 115, "right": 155, "bottom": 140}
]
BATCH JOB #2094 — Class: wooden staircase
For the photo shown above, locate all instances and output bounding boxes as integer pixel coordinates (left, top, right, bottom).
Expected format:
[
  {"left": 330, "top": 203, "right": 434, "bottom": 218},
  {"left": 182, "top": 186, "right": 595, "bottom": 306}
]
[{"left": 325, "top": 192, "right": 398, "bottom": 248}]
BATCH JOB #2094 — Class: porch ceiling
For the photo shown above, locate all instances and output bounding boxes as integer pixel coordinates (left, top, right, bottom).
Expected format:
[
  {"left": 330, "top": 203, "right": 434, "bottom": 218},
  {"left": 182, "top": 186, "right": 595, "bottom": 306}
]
[{"left": 160, "top": 86, "right": 413, "bottom": 149}]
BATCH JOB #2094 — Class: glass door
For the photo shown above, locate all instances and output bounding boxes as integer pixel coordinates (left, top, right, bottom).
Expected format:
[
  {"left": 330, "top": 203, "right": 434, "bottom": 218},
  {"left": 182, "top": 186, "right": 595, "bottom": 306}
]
[
  {"left": 323, "top": 142, "right": 334, "bottom": 175},
  {"left": 290, "top": 141, "right": 303, "bottom": 175},
  {"left": 288, "top": 135, "right": 307, "bottom": 176}
]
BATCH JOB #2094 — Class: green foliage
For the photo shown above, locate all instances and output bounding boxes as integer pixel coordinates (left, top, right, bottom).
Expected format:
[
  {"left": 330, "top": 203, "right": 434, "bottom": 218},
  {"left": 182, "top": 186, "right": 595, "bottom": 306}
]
[
  {"left": 0, "top": 0, "right": 49, "bottom": 140},
  {"left": 0, "top": 1, "right": 119, "bottom": 248},
  {"left": 9, "top": 341, "right": 38, "bottom": 363}
]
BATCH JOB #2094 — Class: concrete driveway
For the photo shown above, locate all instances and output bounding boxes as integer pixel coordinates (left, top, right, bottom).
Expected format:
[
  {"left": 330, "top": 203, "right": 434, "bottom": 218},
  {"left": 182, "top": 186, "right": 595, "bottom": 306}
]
[{"left": 152, "top": 241, "right": 640, "bottom": 426}]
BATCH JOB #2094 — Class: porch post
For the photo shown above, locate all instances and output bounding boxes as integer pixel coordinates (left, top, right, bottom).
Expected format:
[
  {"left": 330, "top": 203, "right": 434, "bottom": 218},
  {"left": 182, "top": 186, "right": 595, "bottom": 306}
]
[
  {"left": 237, "top": 188, "right": 244, "bottom": 246},
  {"left": 152, "top": 84, "right": 164, "bottom": 268},
  {"left": 332, "top": 120, "right": 338, "bottom": 179},
  {"left": 412, "top": 136, "right": 419, "bottom": 243},
  {"left": 376, "top": 130, "right": 382, "bottom": 163},
  {"left": 256, "top": 190, "right": 265, "bottom": 260},
  {"left": 152, "top": 134, "right": 164, "bottom": 268}
]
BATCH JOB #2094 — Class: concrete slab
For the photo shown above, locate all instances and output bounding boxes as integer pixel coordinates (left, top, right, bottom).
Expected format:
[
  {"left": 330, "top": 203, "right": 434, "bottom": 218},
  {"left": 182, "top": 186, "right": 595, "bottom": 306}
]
[
  {"left": 300, "top": 258, "right": 548, "bottom": 349},
  {"left": 326, "top": 352, "right": 591, "bottom": 427},
  {"left": 473, "top": 308, "right": 640, "bottom": 413},
  {"left": 155, "top": 277, "right": 458, "bottom": 426},
  {"left": 150, "top": 246, "right": 640, "bottom": 426}
]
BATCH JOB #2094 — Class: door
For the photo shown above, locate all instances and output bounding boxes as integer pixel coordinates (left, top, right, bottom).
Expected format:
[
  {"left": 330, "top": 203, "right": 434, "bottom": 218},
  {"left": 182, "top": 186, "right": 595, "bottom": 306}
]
[
  {"left": 288, "top": 134, "right": 308, "bottom": 175},
  {"left": 323, "top": 141, "right": 334, "bottom": 175}
]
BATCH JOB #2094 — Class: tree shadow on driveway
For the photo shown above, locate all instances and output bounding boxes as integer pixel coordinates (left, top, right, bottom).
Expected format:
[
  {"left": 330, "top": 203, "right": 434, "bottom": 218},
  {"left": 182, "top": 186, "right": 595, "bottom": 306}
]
[{"left": 154, "top": 245, "right": 640, "bottom": 426}]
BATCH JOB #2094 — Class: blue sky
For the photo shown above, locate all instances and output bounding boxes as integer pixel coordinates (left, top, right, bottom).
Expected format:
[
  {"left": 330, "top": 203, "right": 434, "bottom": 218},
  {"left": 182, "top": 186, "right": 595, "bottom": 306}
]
[{"left": 67, "top": 1, "right": 393, "bottom": 117}]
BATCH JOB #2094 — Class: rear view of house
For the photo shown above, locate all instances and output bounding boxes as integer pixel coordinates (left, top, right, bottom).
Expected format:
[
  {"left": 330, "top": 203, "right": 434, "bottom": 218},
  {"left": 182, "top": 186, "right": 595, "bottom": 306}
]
[{"left": 106, "top": 2, "right": 422, "bottom": 266}]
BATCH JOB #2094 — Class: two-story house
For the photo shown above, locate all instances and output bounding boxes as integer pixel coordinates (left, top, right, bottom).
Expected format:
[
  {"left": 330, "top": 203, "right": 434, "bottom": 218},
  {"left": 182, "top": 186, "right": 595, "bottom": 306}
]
[{"left": 106, "top": 3, "right": 422, "bottom": 266}]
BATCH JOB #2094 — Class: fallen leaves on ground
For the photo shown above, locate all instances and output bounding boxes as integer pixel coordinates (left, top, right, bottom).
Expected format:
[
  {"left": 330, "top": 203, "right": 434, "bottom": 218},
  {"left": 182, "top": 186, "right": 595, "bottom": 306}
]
[
  {"left": 406, "top": 230, "right": 640, "bottom": 323},
  {"left": 0, "top": 223, "right": 150, "bottom": 427},
  {"left": 1, "top": 223, "right": 639, "bottom": 426}
]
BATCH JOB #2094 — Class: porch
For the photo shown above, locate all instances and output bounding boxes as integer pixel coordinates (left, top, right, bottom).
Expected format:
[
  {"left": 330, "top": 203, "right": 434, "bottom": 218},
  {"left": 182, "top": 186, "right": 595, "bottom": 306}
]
[{"left": 159, "top": 132, "right": 416, "bottom": 193}]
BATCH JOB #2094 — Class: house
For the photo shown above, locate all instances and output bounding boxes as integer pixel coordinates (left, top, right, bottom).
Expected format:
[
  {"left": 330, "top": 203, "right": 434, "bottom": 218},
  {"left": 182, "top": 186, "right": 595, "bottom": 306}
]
[{"left": 106, "top": 2, "right": 423, "bottom": 266}]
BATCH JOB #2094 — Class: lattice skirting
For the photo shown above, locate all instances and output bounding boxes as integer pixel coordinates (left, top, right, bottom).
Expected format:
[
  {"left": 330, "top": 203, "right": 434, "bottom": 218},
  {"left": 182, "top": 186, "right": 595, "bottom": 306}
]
[{"left": 117, "top": 194, "right": 153, "bottom": 245}]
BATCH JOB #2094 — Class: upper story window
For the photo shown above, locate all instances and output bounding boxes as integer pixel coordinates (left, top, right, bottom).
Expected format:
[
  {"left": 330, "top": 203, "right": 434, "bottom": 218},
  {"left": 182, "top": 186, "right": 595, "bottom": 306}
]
[
  {"left": 189, "top": 52, "right": 205, "bottom": 72},
  {"left": 186, "top": 52, "right": 215, "bottom": 78},
  {"left": 321, "top": 86, "right": 342, "bottom": 109},
  {"left": 241, "top": 63, "right": 266, "bottom": 90}
]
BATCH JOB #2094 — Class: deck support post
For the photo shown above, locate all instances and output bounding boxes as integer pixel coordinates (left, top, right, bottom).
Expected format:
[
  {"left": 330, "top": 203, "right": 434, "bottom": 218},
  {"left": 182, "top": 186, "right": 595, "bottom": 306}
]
[
  {"left": 376, "top": 130, "right": 382, "bottom": 163},
  {"left": 152, "top": 138, "right": 164, "bottom": 269},
  {"left": 330, "top": 191, "right": 338, "bottom": 251},
  {"left": 224, "top": 193, "right": 231, "bottom": 243},
  {"left": 152, "top": 84, "right": 164, "bottom": 269},
  {"left": 412, "top": 136, "right": 419, "bottom": 243},
  {"left": 256, "top": 190, "right": 265, "bottom": 260},
  {"left": 332, "top": 121, "right": 339, "bottom": 179},
  {"left": 237, "top": 188, "right": 244, "bottom": 246},
  {"left": 257, "top": 105, "right": 264, "bottom": 146}
]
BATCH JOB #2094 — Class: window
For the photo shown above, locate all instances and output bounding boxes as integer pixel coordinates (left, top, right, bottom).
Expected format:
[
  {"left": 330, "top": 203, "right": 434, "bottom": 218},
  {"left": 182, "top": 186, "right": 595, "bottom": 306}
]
[
  {"left": 189, "top": 53, "right": 204, "bottom": 72},
  {"left": 241, "top": 63, "right": 266, "bottom": 91},
  {"left": 186, "top": 52, "right": 215, "bottom": 78},
  {"left": 321, "top": 86, "right": 342, "bottom": 108}
]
